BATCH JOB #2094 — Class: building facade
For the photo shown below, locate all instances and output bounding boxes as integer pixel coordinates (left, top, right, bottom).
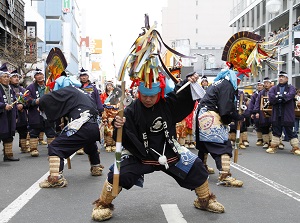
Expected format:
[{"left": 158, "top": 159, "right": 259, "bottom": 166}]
[
  {"left": 32, "top": 0, "right": 81, "bottom": 75},
  {"left": 230, "top": 0, "right": 300, "bottom": 89}
]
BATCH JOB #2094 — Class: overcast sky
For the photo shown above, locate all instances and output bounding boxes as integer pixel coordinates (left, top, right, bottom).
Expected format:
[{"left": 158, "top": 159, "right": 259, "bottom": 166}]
[{"left": 78, "top": 0, "right": 168, "bottom": 79}]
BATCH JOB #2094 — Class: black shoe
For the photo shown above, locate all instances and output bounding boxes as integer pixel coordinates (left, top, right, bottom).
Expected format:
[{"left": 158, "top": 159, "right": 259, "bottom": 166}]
[{"left": 3, "top": 156, "right": 20, "bottom": 162}]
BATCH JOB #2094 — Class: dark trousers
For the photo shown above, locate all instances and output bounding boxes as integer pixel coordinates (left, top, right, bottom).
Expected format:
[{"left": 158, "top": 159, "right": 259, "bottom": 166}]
[
  {"left": 107, "top": 156, "right": 208, "bottom": 190},
  {"left": 197, "top": 140, "right": 232, "bottom": 171},
  {"left": 48, "top": 122, "right": 100, "bottom": 171},
  {"left": 16, "top": 125, "right": 28, "bottom": 139},
  {"left": 30, "top": 126, "right": 56, "bottom": 138},
  {"left": 272, "top": 117, "right": 297, "bottom": 139}
]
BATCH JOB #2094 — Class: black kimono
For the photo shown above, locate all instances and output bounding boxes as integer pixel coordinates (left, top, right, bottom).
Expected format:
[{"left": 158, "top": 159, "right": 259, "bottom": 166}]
[
  {"left": 107, "top": 79, "right": 208, "bottom": 190},
  {"left": 39, "top": 86, "right": 101, "bottom": 171}
]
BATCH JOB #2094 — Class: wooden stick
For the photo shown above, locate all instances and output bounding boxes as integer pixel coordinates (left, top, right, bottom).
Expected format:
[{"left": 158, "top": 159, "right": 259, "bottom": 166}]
[
  {"left": 67, "top": 157, "right": 71, "bottom": 169},
  {"left": 112, "top": 81, "right": 125, "bottom": 196}
]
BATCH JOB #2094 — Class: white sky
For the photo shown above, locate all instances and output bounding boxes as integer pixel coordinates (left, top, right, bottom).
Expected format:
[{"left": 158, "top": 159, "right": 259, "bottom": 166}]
[{"left": 78, "top": 0, "right": 168, "bottom": 80}]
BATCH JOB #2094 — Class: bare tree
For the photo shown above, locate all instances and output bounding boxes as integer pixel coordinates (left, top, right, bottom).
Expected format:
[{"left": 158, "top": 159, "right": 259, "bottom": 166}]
[{"left": 0, "top": 30, "right": 44, "bottom": 86}]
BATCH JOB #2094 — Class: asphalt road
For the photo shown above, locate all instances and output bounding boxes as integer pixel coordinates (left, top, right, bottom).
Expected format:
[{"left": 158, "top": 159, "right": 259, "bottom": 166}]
[{"left": 1, "top": 131, "right": 300, "bottom": 223}]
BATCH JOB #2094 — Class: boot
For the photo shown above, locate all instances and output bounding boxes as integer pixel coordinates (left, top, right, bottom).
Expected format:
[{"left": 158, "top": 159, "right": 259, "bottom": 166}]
[
  {"left": 218, "top": 172, "right": 243, "bottom": 187},
  {"left": 91, "top": 164, "right": 104, "bottom": 176},
  {"left": 256, "top": 132, "right": 263, "bottom": 146},
  {"left": 193, "top": 180, "right": 225, "bottom": 213},
  {"left": 203, "top": 153, "right": 214, "bottom": 174},
  {"left": 20, "top": 139, "right": 30, "bottom": 153},
  {"left": 266, "top": 145, "right": 277, "bottom": 154},
  {"left": 239, "top": 142, "right": 246, "bottom": 149},
  {"left": 76, "top": 148, "right": 84, "bottom": 155},
  {"left": 39, "top": 156, "right": 68, "bottom": 188},
  {"left": 262, "top": 134, "right": 270, "bottom": 149},
  {"left": 3, "top": 142, "right": 20, "bottom": 161},
  {"left": 38, "top": 132, "right": 47, "bottom": 145},
  {"left": 290, "top": 138, "right": 300, "bottom": 155},
  {"left": 217, "top": 154, "right": 243, "bottom": 187},
  {"left": 29, "top": 138, "right": 39, "bottom": 157},
  {"left": 242, "top": 132, "right": 249, "bottom": 147},
  {"left": 92, "top": 180, "right": 122, "bottom": 221},
  {"left": 256, "top": 139, "right": 263, "bottom": 146},
  {"left": 266, "top": 136, "right": 280, "bottom": 154},
  {"left": 278, "top": 138, "right": 285, "bottom": 150}
]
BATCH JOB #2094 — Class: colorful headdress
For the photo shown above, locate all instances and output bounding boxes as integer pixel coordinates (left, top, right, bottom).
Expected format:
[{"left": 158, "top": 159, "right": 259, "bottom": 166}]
[
  {"left": 45, "top": 47, "right": 68, "bottom": 91},
  {"left": 222, "top": 31, "right": 286, "bottom": 78},
  {"left": 117, "top": 14, "right": 194, "bottom": 98}
]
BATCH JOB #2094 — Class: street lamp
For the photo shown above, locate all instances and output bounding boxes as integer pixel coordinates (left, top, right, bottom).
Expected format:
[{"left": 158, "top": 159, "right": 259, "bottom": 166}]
[{"left": 266, "top": 0, "right": 282, "bottom": 14}]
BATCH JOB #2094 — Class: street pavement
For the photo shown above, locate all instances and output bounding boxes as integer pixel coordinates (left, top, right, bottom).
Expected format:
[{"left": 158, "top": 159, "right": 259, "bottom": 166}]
[{"left": 1, "top": 131, "right": 300, "bottom": 223}]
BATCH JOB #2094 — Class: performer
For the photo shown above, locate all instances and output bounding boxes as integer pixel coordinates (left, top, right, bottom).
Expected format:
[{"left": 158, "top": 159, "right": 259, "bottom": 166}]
[
  {"left": 0, "top": 64, "right": 19, "bottom": 161},
  {"left": 266, "top": 71, "right": 300, "bottom": 155},
  {"left": 26, "top": 68, "right": 56, "bottom": 157},
  {"left": 10, "top": 70, "right": 29, "bottom": 153},
  {"left": 38, "top": 85, "right": 104, "bottom": 188},
  {"left": 195, "top": 68, "right": 244, "bottom": 187},
  {"left": 91, "top": 73, "right": 224, "bottom": 221},
  {"left": 253, "top": 77, "right": 273, "bottom": 149},
  {"left": 249, "top": 80, "right": 264, "bottom": 146},
  {"left": 102, "top": 104, "right": 119, "bottom": 152}
]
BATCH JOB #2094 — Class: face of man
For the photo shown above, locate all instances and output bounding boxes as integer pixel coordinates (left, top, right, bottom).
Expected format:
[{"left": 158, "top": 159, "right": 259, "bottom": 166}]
[
  {"left": 263, "top": 81, "right": 272, "bottom": 90},
  {"left": 0, "top": 74, "right": 10, "bottom": 85},
  {"left": 10, "top": 75, "right": 20, "bottom": 85},
  {"left": 139, "top": 93, "right": 159, "bottom": 108},
  {"left": 79, "top": 74, "right": 89, "bottom": 83},
  {"left": 34, "top": 72, "right": 44, "bottom": 83},
  {"left": 278, "top": 75, "right": 288, "bottom": 84},
  {"left": 257, "top": 83, "right": 264, "bottom": 91}
]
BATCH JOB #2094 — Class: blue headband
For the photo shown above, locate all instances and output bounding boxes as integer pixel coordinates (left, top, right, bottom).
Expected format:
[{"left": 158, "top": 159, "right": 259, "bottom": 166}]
[{"left": 138, "top": 82, "right": 161, "bottom": 96}]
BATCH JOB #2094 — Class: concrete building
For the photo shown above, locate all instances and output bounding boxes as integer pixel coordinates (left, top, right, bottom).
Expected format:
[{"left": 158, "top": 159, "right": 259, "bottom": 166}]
[
  {"left": 162, "top": 0, "right": 233, "bottom": 81},
  {"left": 229, "top": 0, "right": 300, "bottom": 89},
  {"left": 30, "top": 0, "right": 81, "bottom": 75},
  {"left": 0, "top": 0, "right": 25, "bottom": 68}
]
